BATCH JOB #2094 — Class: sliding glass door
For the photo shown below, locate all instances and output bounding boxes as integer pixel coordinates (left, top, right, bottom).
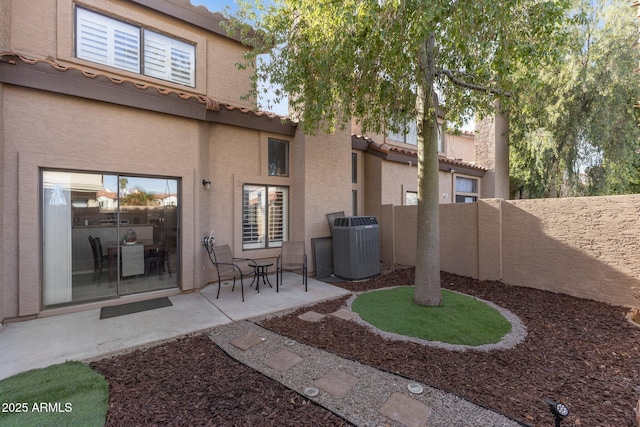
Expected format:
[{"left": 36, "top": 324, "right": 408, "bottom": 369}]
[{"left": 42, "top": 171, "right": 179, "bottom": 307}]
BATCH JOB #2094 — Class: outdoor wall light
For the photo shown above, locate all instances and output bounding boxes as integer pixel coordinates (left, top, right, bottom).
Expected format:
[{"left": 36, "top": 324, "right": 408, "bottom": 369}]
[
  {"left": 449, "top": 168, "right": 456, "bottom": 174},
  {"left": 543, "top": 397, "right": 569, "bottom": 427},
  {"left": 202, "top": 179, "right": 211, "bottom": 190}
]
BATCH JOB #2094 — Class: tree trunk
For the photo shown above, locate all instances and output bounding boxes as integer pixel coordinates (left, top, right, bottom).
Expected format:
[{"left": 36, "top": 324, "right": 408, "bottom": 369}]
[{"left": 413, "top": 34, "right": 442, "bottom": 307}]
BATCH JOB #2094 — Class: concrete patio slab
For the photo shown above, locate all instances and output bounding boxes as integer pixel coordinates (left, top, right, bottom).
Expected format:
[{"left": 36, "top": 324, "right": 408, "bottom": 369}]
[
  {"left": 0, "top": 273, "right": 350, "bottom": 381},
  {"left": 0, "top": 291, "right": 231, "bottom": 380},
  {"left": 201, "top": 273, "right": 350, "bottom": 321}
]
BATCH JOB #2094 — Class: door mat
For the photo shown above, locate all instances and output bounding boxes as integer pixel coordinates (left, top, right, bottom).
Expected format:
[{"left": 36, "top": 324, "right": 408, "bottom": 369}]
[{"left": 100, "top": 297, "right": 173, "bottom": 319}]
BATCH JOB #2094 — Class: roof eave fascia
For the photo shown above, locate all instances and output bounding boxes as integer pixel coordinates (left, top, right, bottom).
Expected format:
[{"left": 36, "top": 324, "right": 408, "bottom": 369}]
[
  {"left": 127, "top": 0, "right": 250, "bottom": 44},
  {"left": 351, "top": 135, "right": 485, "bottom": 176},
  {"left": 0, "top": 55, "right": 296, "bottom": 135}
]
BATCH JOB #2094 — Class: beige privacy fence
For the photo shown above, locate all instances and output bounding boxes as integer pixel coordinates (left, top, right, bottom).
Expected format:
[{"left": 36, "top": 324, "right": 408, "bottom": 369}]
[{"left": 380, "top": 195, "right": 640, "bottom": 308}]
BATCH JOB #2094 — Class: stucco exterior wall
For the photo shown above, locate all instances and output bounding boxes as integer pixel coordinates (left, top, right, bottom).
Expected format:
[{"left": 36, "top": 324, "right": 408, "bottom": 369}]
[
  {"left": 3, "top": 87, "right": 203, "bottom": 318},
  {"left": 8, "top": 0, "right": 57, "bottom": 56},
  {"left": 381, "top": 196, "right": 640, "bottom": 308},
  {"left": 0, "top": 85, "right": 5, "bottom": 330},
  {"left": 475, "top": 116, "right": 497, "bottom": 199},
  {"left": 364, "top": 155, "right": 383, "bottom": 218},
  {"left": 442, "top": 133, "right": 475, "bottom": 163},
  {"left": 6, "top": 0, "right": 253, "bottom": 107},
  {"left": 302, "top": 129, "right": 352, "bottom": 267},
  {"left": 0, "top": 0, "right": 356, "bottom": 323},
  {"left": 380, "top": 161, "right": 418, "bottom": 207},
  {"left": 352, "top": 150, "right": 365, "bottom": 215}
]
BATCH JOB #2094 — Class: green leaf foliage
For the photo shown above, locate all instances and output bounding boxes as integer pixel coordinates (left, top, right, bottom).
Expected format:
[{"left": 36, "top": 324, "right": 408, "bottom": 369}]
[
  {"left": 228, "top": 0, "right": 571, "bottom": 134},
  {"left": 510, "top": 0, "right": 640, "bottom": 198},
  {"left": 225, "top": 0, "right": 569, "bottom": 304}
]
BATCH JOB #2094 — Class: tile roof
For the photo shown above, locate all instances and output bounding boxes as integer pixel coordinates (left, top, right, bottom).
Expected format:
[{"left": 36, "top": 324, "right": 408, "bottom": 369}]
[
  {"left": 0, "top": 51, "right": 291, "bottom": 123},
  {"left": 352, "top": 134, "right": 486, "bottom": 172}
]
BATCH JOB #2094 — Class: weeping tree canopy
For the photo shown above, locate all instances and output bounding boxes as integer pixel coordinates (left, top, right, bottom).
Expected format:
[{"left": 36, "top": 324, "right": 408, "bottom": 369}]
[
  {"left": 509, "top": 0, "right": 640, "bottom": 198},
  {"left": 227, "top": 0, "right": 570, "bottom": 305}
]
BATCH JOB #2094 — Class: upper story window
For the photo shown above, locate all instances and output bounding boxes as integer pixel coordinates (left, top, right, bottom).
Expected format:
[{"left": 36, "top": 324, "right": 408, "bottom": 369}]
[
  {"left": 351, "top": 153, "right": 357, "bottom": 183},
  {"left": 387, "top": 119, "right": 444, "bottom": 152},
  {"left": 455, "top": 176, "right": 479, "bottom": 203},
  {"left": 268, "top": 138, "right": 289, "bottom": 176},
  {"left": 76, "top": 7, "right": 195, "bottom": 87}
]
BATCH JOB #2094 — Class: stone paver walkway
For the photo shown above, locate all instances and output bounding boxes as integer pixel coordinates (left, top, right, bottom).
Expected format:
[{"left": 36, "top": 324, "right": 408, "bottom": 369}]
[{"left": 209, "top": 314, "right": 524, "bottom": 427}]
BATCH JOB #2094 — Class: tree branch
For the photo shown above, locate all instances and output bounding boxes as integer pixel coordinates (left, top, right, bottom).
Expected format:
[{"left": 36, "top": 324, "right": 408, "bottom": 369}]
[{"left": 436, "top": 69, "right": 512, "bottom": 98}]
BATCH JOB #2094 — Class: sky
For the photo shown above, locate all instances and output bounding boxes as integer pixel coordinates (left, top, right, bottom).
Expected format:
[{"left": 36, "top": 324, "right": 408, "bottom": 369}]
[{"left": 190, "top": 0, "right": 289, "bottom": 116}]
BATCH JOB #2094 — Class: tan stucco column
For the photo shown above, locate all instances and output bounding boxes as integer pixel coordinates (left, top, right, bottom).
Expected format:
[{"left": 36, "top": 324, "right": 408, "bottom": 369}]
[
  {"left": 476, "top": 100, "right": 510, "bottom": 200},
  {"left": 494, "top": 100, "right": 510, "bottom": 200}
]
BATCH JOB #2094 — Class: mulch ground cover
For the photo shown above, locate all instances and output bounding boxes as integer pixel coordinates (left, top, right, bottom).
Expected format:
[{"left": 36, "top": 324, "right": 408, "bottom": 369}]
[
  {"left": 90, "top": 334, "right": 351, "bottom": 426},
  {"left": 90, "top": 267, "right": 640, "bottom": 426},
  {"left": 261, "top": 267, "right": 640, "bottom": 426}
]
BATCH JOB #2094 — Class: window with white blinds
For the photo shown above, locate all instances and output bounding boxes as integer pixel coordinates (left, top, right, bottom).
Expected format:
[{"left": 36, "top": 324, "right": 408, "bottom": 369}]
[
  {"left": 76, "top": 7, "right": 195, "bottom": 87},
  {"left": 242, "top": 185, "right": 288, "bottom": 249}
]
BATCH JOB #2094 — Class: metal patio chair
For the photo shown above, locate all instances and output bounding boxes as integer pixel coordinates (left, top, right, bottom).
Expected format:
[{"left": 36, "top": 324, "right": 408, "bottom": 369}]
[
  {"left": 276, "top": 241, "right": 308, "bottom": 292},
  {"left": 208, "top": 244, "right": 255, "bottom": 302}
]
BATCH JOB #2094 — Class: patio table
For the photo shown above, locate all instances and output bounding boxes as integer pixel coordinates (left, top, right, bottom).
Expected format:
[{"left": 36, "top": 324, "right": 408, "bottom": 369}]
[{"left": 249, "top": 261, "right": 273, "bottom": 293}]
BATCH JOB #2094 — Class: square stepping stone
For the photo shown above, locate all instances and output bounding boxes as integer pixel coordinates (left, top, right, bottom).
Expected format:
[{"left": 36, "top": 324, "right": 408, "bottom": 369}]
[
  {"left": 379, "top": 392, "right": 431, "bottom": 427},
  {"left": 330, "top": 309, "right": 359, "bottom": 321},
  {"left": 298, "top": 311, "right": 326, "bottom": 322},
  {"left": 264, "top": 350, "right": 303, "bottom": 372},
  {"left": 314, "top": 369, "right": 359, "bottom": 398},
  {"left": 229, "top": 334, "right": 266, "bottom": 351}
]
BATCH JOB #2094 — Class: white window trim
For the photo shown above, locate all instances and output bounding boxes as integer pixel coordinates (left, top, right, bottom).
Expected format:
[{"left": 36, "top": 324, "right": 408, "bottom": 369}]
[{"left": 242, "top": 185, "right": 289, "bottom": 250}]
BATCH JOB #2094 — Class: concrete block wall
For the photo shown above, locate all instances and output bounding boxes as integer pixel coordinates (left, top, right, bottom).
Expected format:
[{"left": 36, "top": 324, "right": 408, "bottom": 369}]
[
  {"left": 380, "top": 195, "right": 640, "bottom": 308},
  {"left": 501, "top": 196, "right": 640, "bottom": 307}
]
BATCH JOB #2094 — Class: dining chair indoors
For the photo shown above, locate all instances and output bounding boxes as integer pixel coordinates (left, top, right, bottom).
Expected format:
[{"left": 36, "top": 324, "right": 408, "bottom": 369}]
[{"left": 88, "top": 236, "right": 108, "bottom": 283}]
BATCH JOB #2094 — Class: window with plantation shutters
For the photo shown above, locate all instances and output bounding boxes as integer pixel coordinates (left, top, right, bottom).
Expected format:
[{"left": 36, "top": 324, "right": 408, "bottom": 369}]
[
  {"left": 242, "top": 185, "right": 288, "bottom": 250},
  {"left": 76, "top": 7, "right": 140, "bottom": 73},
  {"left": 267, "top": 188, "right": 286, "bottom": 243},
  {"left": 144, "top": 31, "right": 195, "bottom": 87},
  {"left": 76, "top": 7, "right": 195, "bottom": 87}
]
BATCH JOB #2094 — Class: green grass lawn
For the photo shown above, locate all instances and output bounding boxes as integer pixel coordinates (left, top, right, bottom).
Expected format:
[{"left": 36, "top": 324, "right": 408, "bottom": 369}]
[
  {"left": 0, "top": 361, "right": 108, "bottom": 427},
  {"left": 351, "top": 286, "right": 512, "bottom": 346}
]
